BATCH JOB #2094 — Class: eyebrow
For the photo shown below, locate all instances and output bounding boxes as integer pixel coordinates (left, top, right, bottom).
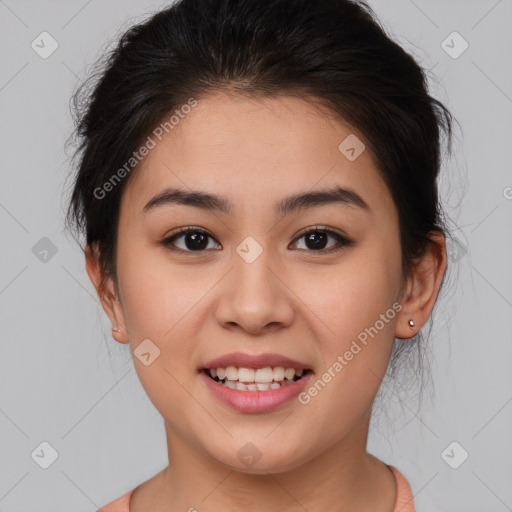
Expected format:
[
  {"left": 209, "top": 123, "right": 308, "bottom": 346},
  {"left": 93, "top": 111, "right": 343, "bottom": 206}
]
[{"left": 142, "top": 185, "right": 370, "bottom": 216}]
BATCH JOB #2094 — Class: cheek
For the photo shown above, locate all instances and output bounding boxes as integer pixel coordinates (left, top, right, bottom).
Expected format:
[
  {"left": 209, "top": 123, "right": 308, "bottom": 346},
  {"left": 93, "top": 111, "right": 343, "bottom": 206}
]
[
  {"left": 115, "top": 240, "right": 205, "bottom": 407},
  {"left": 115, "top": 234, "right": 200, "bottom": 345},
  {"left": 305, "top": 244, "right": 401, "bottom": 346},
  {"left": 295, "top": 263, "right": 401, "bottom": 440},
  {"left": 298, "top": 236, "right": 402, "bottom": 418}
]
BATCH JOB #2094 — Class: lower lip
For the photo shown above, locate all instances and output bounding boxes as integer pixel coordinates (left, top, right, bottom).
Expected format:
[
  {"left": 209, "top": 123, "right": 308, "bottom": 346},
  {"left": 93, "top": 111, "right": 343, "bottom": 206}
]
[{"left": 199, "top": 371, "right": 312, "bottom": 413}]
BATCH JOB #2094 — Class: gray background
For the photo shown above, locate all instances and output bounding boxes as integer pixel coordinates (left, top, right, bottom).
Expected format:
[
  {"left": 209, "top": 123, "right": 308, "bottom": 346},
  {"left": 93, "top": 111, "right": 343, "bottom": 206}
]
[{"left": 1, "top": 0, "right": 511, "bottom": 510}]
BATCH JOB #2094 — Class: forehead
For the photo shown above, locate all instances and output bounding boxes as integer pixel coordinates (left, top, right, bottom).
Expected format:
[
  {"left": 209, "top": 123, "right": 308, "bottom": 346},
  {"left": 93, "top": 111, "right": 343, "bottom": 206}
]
[{"left": 121, "top": 91, "right": 392, "bottom": 217}]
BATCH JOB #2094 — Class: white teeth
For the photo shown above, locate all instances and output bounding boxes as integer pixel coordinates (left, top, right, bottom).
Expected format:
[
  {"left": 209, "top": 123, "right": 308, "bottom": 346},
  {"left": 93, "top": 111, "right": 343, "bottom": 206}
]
[
  {"left": 207, "top": 365, "right": 307, "bottom": 384},
  {"left": 254, "top": 367, "right": 274, "bottom": 383},
  {"left": 238, "top": 367, "right": 255, "bottom": 382},
  {"left": 284, "top": 368, "right": 295, "bottom": 380},
  {"left": 220, "top": 379, "right": 295, "bottom": 391},
  {"left": 225, "top": 366, "right": 238, "bottom": 381},
  {"left": 273, "top": 367, "right": 285, "bottom": 381}
]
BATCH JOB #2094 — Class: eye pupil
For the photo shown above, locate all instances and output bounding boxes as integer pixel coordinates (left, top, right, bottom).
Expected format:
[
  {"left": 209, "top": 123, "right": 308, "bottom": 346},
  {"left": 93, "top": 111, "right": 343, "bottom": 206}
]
[
  {"left": 305, "top": 231, "right": 327, "bottom": 250},
  {"left": 186, "top": 232, "right": 208, "bottom": 250}
]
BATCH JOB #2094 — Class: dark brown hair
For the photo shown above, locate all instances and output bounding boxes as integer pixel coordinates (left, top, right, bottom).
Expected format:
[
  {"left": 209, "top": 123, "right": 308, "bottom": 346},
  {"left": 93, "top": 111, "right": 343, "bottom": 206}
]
[{"left": 65, "top": 0, "right": 456, "bottom": 397}]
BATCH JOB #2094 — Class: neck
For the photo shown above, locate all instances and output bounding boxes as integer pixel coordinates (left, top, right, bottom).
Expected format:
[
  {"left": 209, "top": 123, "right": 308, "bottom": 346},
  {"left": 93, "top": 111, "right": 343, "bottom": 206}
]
[{"left": 137, "top": 414, "right": 397, "bottom": 512}]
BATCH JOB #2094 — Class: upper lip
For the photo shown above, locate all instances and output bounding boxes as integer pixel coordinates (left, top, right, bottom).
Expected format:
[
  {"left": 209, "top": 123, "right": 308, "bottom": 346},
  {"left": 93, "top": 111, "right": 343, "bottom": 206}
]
[{"left": 201, "top": 352, "right": 311, "bottom": 371}]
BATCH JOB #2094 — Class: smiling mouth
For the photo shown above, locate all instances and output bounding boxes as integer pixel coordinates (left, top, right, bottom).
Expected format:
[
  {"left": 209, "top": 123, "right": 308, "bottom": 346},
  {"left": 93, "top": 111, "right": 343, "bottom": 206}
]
[{"left": 202, "top": 366, "right": 312, "bottom": 391}]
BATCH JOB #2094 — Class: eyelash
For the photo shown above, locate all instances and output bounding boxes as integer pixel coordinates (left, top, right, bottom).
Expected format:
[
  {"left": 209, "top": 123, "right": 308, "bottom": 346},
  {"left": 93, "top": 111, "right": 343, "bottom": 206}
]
[{"left": 160, "top": 226, "right": 354, "bottom": 255}]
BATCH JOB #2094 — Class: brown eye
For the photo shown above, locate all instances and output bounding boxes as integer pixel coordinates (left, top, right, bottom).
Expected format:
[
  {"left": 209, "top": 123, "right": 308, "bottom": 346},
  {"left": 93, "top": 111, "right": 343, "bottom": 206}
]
[
  {"left": 291, "top": 227, "right": 353, "bottom": 254},
  {"left": 161, "top": 227, "right": 221, "bottom": 252},
  {"left": 160, "top": 226, "right": 353, "bottom": 255}
]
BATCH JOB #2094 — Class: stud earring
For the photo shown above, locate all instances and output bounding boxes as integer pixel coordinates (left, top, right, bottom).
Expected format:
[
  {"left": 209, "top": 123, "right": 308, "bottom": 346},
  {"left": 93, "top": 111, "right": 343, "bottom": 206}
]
[
  {"left": 112, "top": 327, "right": 122, "bottom": 333},
  {"left": 408, "top": 319, "right": 415, "bottom": 329}
]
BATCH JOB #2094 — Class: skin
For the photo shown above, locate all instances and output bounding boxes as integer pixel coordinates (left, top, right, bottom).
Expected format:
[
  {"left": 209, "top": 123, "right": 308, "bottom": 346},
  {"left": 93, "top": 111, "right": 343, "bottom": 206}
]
[{"left": 86, "top": 91, "right": 447, "bottom": 511}]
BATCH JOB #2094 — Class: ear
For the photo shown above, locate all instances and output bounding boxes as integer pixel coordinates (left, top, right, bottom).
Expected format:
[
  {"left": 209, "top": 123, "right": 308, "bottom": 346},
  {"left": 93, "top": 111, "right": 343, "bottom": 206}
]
[
  {"left": 85, "top": 243, "right": 129, "bottom": 344},
  {"left": 395, "top": 231, "right": 447, "bottom": 339}
]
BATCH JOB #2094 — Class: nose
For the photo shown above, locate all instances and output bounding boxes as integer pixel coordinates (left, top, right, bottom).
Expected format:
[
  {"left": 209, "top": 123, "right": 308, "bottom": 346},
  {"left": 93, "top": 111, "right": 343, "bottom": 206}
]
[{"left": 214, "top": 246, "right": 295, "bottom": 335}]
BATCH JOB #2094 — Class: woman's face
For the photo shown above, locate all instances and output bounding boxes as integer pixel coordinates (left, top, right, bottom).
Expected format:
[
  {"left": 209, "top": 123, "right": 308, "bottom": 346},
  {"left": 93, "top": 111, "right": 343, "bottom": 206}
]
[{"left": 98, "top": 91, "right": 410, "bottom": 472}]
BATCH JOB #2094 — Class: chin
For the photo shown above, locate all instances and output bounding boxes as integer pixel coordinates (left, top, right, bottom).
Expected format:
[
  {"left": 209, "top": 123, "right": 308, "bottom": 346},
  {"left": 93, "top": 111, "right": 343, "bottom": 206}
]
[{"left": 208, "top": 442, "right": 310, "bottom": 475}]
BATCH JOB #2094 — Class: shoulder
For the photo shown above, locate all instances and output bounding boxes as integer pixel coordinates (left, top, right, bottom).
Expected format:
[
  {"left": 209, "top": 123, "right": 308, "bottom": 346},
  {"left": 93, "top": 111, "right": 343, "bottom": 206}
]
[
  {"left": 386, "top": 464, "right": 416, "bottom": 512},
  {"left": 96, "top": 468, "right": 413, "bottom": 512},
  {"left": 96, "top": 488, "right": 135, "bottom": 512}
]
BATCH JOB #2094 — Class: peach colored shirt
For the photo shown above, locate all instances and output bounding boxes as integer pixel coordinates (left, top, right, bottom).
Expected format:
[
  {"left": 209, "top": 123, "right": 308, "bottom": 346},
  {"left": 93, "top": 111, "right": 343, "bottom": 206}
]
[{"left": 97, "top": 464, "right": 415, "bottom": 511}]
